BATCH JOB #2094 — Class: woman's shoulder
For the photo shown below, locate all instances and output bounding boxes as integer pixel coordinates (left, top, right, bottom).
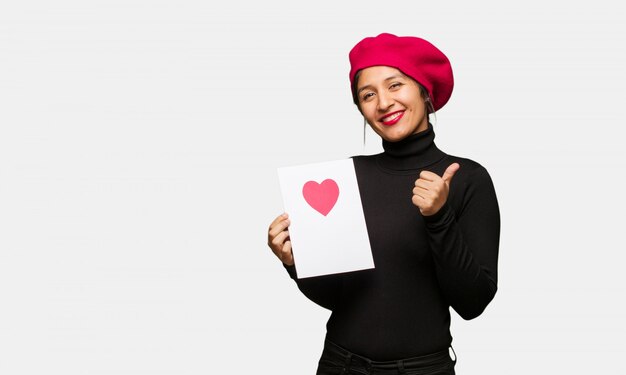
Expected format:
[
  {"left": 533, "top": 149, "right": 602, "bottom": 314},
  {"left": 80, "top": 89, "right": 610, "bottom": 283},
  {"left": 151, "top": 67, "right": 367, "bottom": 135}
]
[
  {"left": 441, "top": 153, "right": 495, "bottom": 186},
  {"left": 440, "top": 154, "right": 499, "bottom": 218},
  {"left": 349, "top": 153, "right": 380, "bottom": 165},
  {"left": 444, "top": 153, "right": 485, "bottom": 170},
  {"left": 350, "top": 152, "right": 379, "bottom": 159}
]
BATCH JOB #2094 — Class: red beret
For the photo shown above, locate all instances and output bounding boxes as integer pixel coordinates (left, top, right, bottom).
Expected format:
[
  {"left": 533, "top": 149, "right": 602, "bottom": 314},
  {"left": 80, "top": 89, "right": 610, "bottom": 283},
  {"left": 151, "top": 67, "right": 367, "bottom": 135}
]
[{"left": 349, "top": 33, "right": 454, "bottom": 112}]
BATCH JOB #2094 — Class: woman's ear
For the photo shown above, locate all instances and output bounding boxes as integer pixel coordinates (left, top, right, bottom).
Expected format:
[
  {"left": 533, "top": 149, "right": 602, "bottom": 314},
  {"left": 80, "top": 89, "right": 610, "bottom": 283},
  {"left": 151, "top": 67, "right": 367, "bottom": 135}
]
[{"left": 424, "top": 96, "right": 434, "bottom": 114}]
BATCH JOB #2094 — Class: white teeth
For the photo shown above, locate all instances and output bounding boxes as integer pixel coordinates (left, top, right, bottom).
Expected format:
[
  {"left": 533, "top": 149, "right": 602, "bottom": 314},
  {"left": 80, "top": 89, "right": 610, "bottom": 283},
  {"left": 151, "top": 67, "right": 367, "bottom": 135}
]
[{"left": 383, "top": 112, "right": 402, "bottom": 122}]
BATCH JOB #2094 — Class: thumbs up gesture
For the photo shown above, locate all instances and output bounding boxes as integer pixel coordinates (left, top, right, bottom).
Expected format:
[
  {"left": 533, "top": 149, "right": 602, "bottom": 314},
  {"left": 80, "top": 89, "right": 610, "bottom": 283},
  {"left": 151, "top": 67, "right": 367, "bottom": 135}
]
[{"left": 412, "top": 163, "right": 460, "bottom": 216}]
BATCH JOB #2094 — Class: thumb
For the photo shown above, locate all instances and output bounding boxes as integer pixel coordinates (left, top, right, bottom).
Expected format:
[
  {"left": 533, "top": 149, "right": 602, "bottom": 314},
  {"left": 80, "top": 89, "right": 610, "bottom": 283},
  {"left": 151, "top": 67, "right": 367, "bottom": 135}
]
[{"left": 442, "top": 163, "right": 460, "bottom": 184}]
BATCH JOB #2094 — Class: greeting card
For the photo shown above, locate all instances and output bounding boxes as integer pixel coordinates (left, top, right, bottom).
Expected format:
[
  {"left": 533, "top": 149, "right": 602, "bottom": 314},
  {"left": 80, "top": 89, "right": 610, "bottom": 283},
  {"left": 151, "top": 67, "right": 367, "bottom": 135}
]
[{"left": 277, "top": 159, "right": 374, "bottom": 278}]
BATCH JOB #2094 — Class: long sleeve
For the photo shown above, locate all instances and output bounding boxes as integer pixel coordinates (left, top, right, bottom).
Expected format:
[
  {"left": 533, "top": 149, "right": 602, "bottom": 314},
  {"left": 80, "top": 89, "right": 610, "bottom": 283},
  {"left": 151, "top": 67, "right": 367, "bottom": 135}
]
[
  {"left": 295, "top": 125, "right": 503, "bottom": 359},
  {"left": 283, "top": 263, "right": 343, "bottom": 311},
  {"left": 422, "top": 165, "right": 500, "bottom": 320}
]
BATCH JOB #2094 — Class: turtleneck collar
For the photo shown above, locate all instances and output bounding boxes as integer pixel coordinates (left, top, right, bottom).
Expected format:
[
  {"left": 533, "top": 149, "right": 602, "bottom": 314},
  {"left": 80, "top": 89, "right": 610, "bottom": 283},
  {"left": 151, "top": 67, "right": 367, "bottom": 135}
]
[{"left": 377, "top": 122, "right": 447, "bottom": 172}]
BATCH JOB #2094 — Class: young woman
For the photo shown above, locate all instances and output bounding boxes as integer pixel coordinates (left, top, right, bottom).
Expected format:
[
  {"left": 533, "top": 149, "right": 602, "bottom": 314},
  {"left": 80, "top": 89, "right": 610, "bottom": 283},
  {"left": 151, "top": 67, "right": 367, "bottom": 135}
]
[{"left": 267, "top": 33, "right": 500, "bottom": 375}]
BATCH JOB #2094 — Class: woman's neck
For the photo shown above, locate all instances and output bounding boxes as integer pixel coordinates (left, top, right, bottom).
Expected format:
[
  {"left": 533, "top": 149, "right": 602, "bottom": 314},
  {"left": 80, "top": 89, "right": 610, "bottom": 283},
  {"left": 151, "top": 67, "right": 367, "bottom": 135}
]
[{"left": 377, "top": 122, "right": 447, "bottom": 171}]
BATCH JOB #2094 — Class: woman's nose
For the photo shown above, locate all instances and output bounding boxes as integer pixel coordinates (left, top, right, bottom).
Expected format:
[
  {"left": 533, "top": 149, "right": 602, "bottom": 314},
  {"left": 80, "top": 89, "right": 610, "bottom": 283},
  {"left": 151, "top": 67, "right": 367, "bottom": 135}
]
[{"left": 377, "top": 91, "right": 394, "bottom": 111}]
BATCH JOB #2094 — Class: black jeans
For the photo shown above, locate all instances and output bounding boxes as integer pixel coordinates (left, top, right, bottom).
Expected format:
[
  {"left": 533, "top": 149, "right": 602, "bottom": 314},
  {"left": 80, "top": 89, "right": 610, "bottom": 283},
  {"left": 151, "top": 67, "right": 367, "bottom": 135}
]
[{"left": 316, "top": 339, "right": 456, "bottom": 375}]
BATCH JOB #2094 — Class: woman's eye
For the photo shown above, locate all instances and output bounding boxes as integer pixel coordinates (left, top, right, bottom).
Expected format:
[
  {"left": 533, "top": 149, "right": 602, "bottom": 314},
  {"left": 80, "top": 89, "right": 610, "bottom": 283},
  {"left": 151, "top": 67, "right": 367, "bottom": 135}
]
[
  {"left": 362, "top": 92, "right": 374, "bottom": 101},
  {"left": 390, "top": 82, "right": 402, "bottom": 89}
]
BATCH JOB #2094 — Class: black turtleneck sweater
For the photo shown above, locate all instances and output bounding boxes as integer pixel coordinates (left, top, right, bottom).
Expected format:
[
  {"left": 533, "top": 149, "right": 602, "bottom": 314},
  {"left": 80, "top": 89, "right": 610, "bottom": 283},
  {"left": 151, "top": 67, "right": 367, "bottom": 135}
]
[{"left": 284, "top": 123, "right": 500, "bottom": 360}]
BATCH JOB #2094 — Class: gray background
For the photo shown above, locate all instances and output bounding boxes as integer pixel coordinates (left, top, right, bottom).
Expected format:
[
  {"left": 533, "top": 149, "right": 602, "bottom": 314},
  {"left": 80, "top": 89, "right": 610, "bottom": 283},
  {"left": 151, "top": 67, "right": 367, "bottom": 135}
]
[{"left": 1, "top": 1, "right": 625, "bottom": 373}]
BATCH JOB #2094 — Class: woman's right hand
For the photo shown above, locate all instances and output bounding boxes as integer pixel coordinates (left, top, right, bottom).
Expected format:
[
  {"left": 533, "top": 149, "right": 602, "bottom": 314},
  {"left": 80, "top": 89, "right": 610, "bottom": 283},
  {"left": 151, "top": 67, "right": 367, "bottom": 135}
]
[{"left": 267, "top": 213, "right": 294, "bottom": 266}]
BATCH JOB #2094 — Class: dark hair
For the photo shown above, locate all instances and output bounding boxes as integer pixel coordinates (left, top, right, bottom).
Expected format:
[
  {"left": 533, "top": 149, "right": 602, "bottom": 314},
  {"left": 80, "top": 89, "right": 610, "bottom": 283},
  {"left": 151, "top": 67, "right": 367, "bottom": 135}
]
[{"left": 352, "top": 69, "right": 434, "bottom": 115}]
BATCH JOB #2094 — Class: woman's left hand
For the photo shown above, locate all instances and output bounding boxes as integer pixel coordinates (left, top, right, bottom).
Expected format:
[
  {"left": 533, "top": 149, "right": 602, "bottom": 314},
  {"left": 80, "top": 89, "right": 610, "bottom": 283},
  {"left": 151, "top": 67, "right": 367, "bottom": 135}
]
[{"left": 412, "top": 163, "right": 460, "bottom": 216}]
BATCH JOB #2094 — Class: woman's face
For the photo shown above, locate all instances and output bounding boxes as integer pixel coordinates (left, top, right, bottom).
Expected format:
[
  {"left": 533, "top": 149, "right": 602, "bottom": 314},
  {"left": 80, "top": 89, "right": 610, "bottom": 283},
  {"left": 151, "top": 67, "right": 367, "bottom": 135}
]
[{"left": 356, "top": 66, "right": 429, "bottom": 142}]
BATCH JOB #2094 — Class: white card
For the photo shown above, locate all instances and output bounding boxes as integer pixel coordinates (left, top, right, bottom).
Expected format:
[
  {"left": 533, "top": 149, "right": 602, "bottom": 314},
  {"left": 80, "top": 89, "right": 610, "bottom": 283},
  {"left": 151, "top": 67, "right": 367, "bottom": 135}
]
[{"left": 277, "top": 159, "right": 374, "bottom": 279}]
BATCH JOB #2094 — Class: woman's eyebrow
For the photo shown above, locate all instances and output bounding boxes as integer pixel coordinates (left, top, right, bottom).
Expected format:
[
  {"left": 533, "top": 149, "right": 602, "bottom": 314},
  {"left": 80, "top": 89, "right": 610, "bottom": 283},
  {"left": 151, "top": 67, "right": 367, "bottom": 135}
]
[
  {"left": 383, "top": 75, "right": 404, "bottom": 82},
  {"left": 357, "top": 75, "right": 405, "bottom": 94}
]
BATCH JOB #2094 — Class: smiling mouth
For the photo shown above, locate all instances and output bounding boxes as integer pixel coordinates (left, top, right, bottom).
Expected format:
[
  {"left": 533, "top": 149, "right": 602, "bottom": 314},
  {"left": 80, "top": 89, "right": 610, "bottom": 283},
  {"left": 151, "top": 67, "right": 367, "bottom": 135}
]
[{"left": 380, "top": 110, "right": 405, "bottom": 126}]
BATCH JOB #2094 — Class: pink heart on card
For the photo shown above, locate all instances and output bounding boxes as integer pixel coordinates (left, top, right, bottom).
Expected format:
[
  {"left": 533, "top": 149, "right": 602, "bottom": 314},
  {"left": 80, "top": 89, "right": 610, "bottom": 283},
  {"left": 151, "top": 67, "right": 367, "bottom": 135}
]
[{"left": 302, "top": 179, "right": 339, "bottom": 216}]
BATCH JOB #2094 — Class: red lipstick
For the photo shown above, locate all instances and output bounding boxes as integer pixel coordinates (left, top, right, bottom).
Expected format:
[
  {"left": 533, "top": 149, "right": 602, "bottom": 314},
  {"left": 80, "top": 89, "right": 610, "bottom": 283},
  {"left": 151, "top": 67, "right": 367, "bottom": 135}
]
[{"left": 380, "top": 110, "right": 405, "bottom": 126}]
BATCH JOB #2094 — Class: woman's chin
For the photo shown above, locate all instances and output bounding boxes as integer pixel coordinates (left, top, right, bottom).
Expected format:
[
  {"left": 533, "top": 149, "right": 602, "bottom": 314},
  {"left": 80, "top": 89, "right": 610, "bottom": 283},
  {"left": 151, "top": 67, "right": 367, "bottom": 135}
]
[{"left": 378, "top": 128, "right": 411, "bottom": 142}]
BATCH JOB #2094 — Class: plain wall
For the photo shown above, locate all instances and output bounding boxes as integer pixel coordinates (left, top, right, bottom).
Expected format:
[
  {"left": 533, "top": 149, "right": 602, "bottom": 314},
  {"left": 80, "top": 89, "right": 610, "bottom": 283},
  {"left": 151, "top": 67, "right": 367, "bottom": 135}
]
[{"left": 1, "top": 1, "right": 625, "bottom": 373}]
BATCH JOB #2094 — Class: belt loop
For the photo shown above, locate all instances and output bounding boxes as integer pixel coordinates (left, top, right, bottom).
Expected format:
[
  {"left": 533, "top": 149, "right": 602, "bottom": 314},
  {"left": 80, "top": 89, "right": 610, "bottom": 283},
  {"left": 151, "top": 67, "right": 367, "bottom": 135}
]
[
  {"left": 449, "top": 345, "right": 457, "bottom": 364},
  {"left": 397, "top": 359, "right": 406, "bottom": 374},
  {"left": 343, "top": 352, "right": 352, "bottom": 373}
]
